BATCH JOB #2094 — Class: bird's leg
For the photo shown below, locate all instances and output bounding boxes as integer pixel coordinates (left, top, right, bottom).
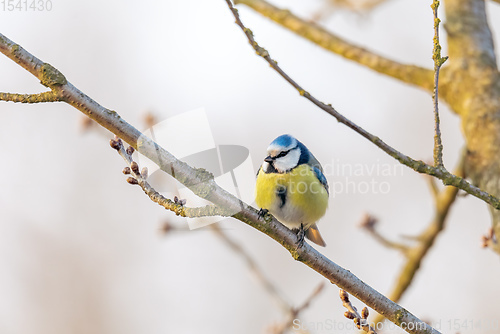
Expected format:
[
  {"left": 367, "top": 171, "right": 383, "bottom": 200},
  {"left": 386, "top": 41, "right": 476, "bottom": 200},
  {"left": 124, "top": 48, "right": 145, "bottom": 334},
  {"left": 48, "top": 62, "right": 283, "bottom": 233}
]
[
  {"left": 257, "top": 208, "right": 269, "bottom": 220},
  {"left": 296, "top": 223, "right": 306, "bottom": 248}
]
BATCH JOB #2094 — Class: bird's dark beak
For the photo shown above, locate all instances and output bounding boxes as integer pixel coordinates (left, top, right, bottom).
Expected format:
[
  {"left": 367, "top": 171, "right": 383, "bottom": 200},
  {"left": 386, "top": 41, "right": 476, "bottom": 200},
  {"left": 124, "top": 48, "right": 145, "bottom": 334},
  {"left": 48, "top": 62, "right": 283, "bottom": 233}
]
[{"left": 264, "top": 156, "right": 274, "bottom": 163}]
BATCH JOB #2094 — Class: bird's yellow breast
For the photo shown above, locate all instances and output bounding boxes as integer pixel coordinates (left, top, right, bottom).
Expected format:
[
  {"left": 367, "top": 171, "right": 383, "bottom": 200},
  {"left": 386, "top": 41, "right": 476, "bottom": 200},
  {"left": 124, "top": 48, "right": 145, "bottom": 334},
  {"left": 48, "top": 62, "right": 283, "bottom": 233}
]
[{"left": 255, "top": 164, "right": 329, "bottom": 229}]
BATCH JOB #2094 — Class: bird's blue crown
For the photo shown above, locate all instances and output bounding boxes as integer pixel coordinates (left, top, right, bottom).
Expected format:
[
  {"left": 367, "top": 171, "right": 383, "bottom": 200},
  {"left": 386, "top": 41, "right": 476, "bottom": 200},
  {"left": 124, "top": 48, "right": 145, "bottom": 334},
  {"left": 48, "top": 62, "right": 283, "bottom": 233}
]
[
  {"left": 269, "top": 134, "right": 311, "bottom": 165},
  {"left": 270, "top": 134, "right": 296, "bottom": 149}
]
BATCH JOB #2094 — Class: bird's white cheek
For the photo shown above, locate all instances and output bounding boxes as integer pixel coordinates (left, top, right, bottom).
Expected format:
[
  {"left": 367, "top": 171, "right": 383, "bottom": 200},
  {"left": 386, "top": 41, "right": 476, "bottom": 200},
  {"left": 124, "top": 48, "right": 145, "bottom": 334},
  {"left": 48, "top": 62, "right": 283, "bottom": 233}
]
[
  {"left": 274, "top": 149, "right": 301, "bottom": 173},
  {"left": 273, "top": 160, "right": 287, "bottom": 173}
]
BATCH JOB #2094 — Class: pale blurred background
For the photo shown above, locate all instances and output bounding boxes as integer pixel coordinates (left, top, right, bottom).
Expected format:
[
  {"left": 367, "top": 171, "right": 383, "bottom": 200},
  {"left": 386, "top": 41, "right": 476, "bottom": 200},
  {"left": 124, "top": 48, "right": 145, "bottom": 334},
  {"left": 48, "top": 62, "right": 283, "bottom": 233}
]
[{"left": 1, "top": 0, "right": 500, "bottom": 333}]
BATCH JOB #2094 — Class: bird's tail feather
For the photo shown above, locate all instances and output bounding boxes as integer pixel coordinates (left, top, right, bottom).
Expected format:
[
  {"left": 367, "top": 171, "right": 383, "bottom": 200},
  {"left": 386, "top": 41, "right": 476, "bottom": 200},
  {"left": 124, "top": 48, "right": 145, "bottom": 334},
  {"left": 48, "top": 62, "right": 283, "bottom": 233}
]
[{"left": 306, "top": 223, "right": 326, "bottom": 247}]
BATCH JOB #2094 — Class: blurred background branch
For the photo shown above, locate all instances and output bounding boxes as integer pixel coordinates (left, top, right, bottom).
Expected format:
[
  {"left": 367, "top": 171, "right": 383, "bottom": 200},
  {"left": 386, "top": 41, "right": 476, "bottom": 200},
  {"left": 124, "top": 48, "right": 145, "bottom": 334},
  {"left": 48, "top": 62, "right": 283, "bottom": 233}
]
[
  {"left": 311, "top": 0, "right": 391, "bottom": 21},
  {"left": 360, "top": 214, "right": 409, "bottom": 253},
  {"left": 233, "top": 0, "right": 434, "bottom": 91},
  {"left": 162, "top": 221, "right": 322, "bottom": 333},
  {"left": 214, "top": 225, "right": 325, "bottom": 334},
  {"left": 363, "top": 155, "right": 464, "bottom": 324}
]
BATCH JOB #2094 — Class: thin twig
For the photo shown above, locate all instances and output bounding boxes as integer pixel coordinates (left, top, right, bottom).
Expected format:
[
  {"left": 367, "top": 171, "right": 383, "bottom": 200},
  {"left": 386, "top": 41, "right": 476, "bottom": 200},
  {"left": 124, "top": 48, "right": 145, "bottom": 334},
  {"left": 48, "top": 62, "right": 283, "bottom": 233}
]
[
  {"left": 340, "top": 289, "right": 377, "bottom": 334},
  {"left": 109, "top": 138, "right": 230, "bottom": 218},
  {"left": 0, "top": 91, "right": 62, "bottom": 103},
  {"left": 360, "top": 214, "right": 410, "bottom": 253},
  {"left": 431, "top": 0, "right": 448, "bottom": 168},
  {"left": 224, "top": 0, "right": 500, "bottom": 211},
  {"left": 0, "top": 31, "right": 442, "bottom": 334},
  {"left": 234, "top": 0, "right": 435, "bottom": 92}
]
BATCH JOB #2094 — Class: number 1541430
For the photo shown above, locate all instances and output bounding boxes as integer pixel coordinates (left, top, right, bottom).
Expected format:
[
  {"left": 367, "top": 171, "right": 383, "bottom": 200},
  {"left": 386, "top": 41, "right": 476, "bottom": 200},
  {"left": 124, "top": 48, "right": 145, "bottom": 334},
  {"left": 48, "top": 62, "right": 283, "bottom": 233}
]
[{"left": 1, "top": 0, "right": 52, "bottom": 11}]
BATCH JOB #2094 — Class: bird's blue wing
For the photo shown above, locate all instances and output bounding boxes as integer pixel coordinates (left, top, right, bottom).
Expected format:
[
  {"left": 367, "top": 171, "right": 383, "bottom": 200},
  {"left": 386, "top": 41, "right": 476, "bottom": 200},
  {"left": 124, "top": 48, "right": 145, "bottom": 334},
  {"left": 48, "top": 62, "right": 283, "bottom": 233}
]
[{"left": 312, "top": 166, "right": 329, "bottom": 195}]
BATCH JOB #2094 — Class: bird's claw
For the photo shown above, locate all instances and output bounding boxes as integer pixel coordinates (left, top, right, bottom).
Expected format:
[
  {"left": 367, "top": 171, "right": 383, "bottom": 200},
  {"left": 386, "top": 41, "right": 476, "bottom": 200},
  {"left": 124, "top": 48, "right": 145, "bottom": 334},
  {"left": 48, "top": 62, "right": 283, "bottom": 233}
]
[{"left": 258, "top": 208, "right": 269, "bottom": 220}]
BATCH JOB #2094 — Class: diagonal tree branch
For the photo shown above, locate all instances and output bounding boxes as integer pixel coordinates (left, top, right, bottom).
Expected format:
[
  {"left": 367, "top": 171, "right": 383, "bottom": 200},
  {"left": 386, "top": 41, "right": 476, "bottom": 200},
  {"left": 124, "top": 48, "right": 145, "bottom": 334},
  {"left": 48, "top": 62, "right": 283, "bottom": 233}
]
[
  {"left": 117, "top": 126, "right": 318, "bottom": 333},
  {"left": 224, "top": 0, "right": 500, "bottom": 211},
  {"left": 233, "top": 0, "right": 435, "bottom": 92},
  {"left": 0, "top": 31, "right": 439, "bottom": 334}
]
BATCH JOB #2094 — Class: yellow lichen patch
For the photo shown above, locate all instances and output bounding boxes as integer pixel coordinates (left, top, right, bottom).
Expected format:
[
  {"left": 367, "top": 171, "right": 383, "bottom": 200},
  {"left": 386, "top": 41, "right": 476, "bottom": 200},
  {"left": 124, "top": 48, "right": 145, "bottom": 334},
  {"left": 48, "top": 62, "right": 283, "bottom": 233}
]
[{"left": 40, "top": 63, "right": 67, "bottom": 87}]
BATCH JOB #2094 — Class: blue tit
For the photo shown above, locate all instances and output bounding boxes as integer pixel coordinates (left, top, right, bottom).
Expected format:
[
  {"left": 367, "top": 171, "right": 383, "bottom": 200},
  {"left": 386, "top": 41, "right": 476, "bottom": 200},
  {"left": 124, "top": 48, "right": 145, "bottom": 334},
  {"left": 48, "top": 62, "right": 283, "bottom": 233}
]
[{"left": 255, "top": 134, "right": 329, "bottom": 246}]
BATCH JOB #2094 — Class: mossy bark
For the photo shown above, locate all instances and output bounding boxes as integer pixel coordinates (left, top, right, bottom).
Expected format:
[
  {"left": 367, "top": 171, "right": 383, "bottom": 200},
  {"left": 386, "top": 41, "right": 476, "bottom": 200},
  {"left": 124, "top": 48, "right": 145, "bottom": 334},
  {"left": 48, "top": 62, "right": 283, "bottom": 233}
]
[{"left": 442, "top": 0, "right": 500, "bottom": 252}]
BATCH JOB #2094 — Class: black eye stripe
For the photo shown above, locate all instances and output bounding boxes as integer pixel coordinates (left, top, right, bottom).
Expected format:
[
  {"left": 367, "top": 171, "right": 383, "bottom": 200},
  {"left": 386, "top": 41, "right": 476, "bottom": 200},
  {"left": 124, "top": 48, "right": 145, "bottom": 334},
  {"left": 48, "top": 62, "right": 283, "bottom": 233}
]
[{"left": 276, "top": 150, "right": 290, "bottom": 158}]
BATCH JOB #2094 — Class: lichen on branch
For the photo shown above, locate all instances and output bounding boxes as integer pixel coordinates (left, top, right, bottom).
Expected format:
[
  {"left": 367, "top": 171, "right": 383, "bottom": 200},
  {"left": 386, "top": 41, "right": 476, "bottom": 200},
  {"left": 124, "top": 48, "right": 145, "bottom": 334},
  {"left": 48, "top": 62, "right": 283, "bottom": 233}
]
[{"left": 0, "top": 29, "right": 440, "bottom": 333}]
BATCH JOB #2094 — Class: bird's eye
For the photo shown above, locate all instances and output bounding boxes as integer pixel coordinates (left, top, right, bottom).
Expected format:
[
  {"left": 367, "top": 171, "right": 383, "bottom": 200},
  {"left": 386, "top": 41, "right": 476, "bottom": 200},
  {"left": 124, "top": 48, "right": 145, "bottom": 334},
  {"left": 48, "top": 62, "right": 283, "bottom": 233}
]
[{"left": 276, "top": 150, "right": 290, "bottom": 158}]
